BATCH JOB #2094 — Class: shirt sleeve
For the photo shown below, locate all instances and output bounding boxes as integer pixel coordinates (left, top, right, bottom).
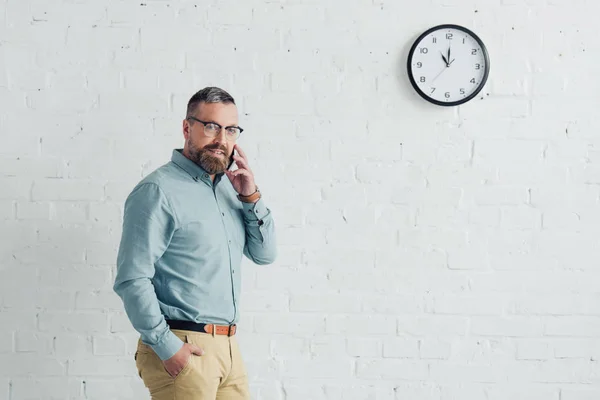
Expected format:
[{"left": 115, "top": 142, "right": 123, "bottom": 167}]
[
  {"left": 113, "top": 182, "right": 183, "bottom": 361},
  {"left": 241, "top": 196, "right": 277, "bottom": 265}
]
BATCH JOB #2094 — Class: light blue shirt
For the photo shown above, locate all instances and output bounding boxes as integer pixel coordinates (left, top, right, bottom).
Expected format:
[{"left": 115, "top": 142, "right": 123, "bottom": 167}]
[{"left": 113, "top": 149, "right": 277, "bottom": 361}]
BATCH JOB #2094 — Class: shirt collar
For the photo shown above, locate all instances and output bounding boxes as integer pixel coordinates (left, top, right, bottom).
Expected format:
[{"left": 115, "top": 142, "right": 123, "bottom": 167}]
[{"left": 171, "top": 148, "right": 224, "bottom": 185}]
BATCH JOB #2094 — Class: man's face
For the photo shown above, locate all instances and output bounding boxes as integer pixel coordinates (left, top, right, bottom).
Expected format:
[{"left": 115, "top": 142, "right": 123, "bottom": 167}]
[{"left": 182, "top": 102, "right": 238, "bottom": 175}]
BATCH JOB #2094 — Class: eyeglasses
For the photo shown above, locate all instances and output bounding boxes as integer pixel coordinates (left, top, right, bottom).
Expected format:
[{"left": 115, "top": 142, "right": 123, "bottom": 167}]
[{"left": 187, "top": 116, "right": 243, "bottom": 141}]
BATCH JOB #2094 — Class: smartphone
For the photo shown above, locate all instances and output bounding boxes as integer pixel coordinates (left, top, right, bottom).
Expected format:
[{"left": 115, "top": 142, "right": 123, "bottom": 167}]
[{"left": 227, "top": 149, "right": 236, "bottom": 170}]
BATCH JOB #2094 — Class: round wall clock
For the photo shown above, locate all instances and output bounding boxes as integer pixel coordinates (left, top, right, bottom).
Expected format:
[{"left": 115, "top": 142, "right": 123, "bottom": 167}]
[{"left": 407, "top": 24, "right": 490, "bottom": 106}]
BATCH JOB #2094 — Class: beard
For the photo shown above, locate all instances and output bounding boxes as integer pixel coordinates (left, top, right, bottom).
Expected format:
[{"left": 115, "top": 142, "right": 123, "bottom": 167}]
[{"left": 187, "top": 140, "right": 229, "bottom": 175}]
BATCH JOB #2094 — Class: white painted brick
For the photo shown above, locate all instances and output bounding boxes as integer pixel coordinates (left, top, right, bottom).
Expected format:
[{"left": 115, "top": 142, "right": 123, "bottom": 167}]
[
  {"left": 545, "top": 317, "right": 600, "bottom": 337},
  {"left": 0, "top": 354, "right": 65, "bottom": 376},
  {"left": 16, "top": 201, "right": 51, "bottom": 220},
  {"left": 32, "top": 179, "right": 104, "bottom": 201},
  {"left": 282, "top": 382, "right": 326, "bottom": 400},
  {"left": 10, "top": 378, "right": 82, "bottom": 400},
  {"left": 270, "top": 336, "right": 307, "bottom": 359},
  {"left": 290, "top": 293, "right": 361, "bottom": 313},
  {"left": 357, "top": 359, "right": 429, "bottom": 380},
  {"left": 326, "top": 315, "right": 396, "bottom": 336},
  {"left": 15, "top": 331, "right": 53, "bottom": 355},
  {"left": 254, "top": 313, "right": 325, "bottom": 335},
  {"left": 0, "top": 379, "right": 7, "bottom": 400},
  {"left": 0, "top": 332, "right": 13, "bottom": 353},
  {"left": 109, "top": 313, "right": 134, "bottom": 334},
  {"left": 0, "top": 178, "right": 32, "bottom": 200},
  {"left": 93, "top": 335, "right": 127, "bottom": 356},
  {"left": 383, "top": 338, "right": 419, "bottom": 359},
  {"left": 420, "top": 339, "right": 452, "bottom": 360},
  {"left": 81, "top": 378, "right": 143, "bottom": 400},
  {"left": 38, "top": 312, "right": 108, "bottom": 334},
  {"left": 40, "top": 266, "right": 111, "bottom": 291},
  {"left": 0, "top": 201, "right": 15, "bottom": 220},
  {"left": 487, "top": 385, "right": 559, "bottom": 400},
  {"left": 68, "top": 357, "right": 135, "bottom": 377},
  {"left": 55, "top": 334, "right": 92, "bottom": 359},
  {"left": 393, "top": 383, "right": 441, "bottom": 400},
  {"left": 561, "top": 388, "right": 600, "bottom": 400},
  {"left": 471, "top": 317, "right": 544, "bottom": 337},
  {"left": 398, "top": 316, "right": 468, "bottom": 336},
  {"left": 553, "top": 339, "right": 600, "bottom": 359},
  {"left": 431, "top": 294, "right": 508, "bottom": 316},
  {"left": 281, "top": 357, "right": 353, "bottom": 379},
  {"left": 346, "top": 337, "right": 382, "bottom": 358},
  {"left": 309, "top": 336, "right": 346, "bottom": 358},
  {"left": 326, "top": 384, "right": 395, "bottom": 400}
]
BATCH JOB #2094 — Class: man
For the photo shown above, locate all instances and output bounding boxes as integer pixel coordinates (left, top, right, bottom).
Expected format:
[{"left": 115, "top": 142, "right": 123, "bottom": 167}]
[{"left": 113, "top": 87, "right": 276, "bottom": 399}]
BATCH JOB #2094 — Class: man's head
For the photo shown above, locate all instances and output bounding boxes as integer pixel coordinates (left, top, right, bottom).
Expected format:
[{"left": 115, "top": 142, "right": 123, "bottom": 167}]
[{"left": 182, "top": 87, "right": 242, "bottom": 176}]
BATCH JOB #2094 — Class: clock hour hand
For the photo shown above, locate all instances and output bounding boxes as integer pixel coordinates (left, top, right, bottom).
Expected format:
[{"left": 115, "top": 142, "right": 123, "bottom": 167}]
[{"left": 440, "top": 51, "right": 449, "bottom": 67}]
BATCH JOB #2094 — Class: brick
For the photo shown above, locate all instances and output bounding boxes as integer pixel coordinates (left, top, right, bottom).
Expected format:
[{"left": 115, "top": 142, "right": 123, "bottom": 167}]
[
  {"left": 356, "top": 359, "right": 429, "bottom": 380},
  {"left": 346, "top": 337, "right": 382, "bottom": 358},
  {"left": 281, "top": 357, "right": 353, "bottom": 379},
  {"left": 545, "top": 317, "right": 600, "bottom": 337},
  {"left": 383, "top": 338, "right": 419, "bottom": 358},
  {"left": 93, "top": 335, "right": 127, "bottom": 356},
  {"left": 32, "top": 179, "right": 104, "bottom": 201},
  {"left": 561, "top": 388, "right": 600, "bottom": 400},
  {"left": 16, "top": 201, "right": 51, "bottom": 219},
  {"left": 254, "top": 313, "right": 325, "bottom": 335},
  {"left": 38, "top": 312, "right": 109, "bottom": 334},
  {"left": 55, "top": 334, "right": 92, "bottom": 358},
  {"left": 470, "top": 317, "right": 544, "bottom": 337},
  {"left": 0, "top": 354, "right": 65, "bottom": 376},
  {"left": 290, "top": 293, "right": 361, "bottom": 313},
  {"left": 15, "top": 331, "right": 53, "bottom": 355}
]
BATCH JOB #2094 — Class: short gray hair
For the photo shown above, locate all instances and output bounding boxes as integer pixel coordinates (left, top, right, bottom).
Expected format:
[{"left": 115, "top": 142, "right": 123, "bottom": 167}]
[{"left": 186, "top": 87, "right": 235, "bottom": 118}]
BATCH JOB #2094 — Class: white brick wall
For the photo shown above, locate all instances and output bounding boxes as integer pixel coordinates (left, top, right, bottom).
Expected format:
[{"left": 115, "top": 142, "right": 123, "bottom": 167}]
[{"left": 1, "top": 0, "right": 599, "bottom": 399}]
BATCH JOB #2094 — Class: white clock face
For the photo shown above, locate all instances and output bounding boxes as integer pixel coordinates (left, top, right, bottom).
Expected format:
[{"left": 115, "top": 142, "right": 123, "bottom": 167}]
[{"left": 408, "top": 25, "right": 489, "bottom": 105}]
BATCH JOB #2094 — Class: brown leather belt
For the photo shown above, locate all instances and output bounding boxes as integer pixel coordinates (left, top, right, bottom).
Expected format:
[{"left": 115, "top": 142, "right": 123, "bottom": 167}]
[{"left": 166, "top": 319, "right": 237, "bottom": 336}]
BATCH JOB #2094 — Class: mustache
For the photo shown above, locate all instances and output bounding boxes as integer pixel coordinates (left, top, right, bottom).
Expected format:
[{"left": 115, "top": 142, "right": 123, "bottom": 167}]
[{"left": 203, "top": 144, "right": 228, "bottom": 153}]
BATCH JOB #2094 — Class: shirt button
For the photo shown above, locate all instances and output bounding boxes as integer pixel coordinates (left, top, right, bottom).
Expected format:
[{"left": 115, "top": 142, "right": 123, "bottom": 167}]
[
  {"left": 222, "top": 212, "right": 225, "bottom": 216},
  {"left": 203, "top": 173, "right": 209, "bottom": 179}
]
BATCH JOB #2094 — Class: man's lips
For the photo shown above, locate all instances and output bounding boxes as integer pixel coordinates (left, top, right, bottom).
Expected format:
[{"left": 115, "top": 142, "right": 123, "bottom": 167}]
[{"left": 208, "top": 149, "right": 225, "bottom": 157}]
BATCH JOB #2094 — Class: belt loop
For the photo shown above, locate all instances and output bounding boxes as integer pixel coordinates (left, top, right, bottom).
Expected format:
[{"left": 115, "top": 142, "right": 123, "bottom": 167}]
[{"left": 211, "top": 324, "right": 215, "bottom": 337}]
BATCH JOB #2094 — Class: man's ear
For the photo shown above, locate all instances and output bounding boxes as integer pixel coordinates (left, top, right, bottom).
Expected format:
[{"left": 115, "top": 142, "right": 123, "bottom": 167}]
[{"left": 182, "top": 119, "right": 190, "bottom": 140}]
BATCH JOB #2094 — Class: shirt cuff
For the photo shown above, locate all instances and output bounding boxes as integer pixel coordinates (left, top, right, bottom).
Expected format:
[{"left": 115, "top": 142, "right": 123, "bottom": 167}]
[
  {"left": 151, "top": 329, "right": 184, "bottom": 361},
  {"left": 241, "top": 197, "right": 269, "bottom": 223}
]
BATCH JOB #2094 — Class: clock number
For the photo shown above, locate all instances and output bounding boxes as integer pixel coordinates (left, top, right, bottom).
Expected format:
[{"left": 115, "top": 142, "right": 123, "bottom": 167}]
[
  {"left": 472, "top": 49, "right": 478, "bottom": 55},
  {"left": 475, "top": 63, "right": 481, "bottom": 70},
  {"left": 460, "top": 88, "right": 466, "bottom": 95},
  {"left": 420, "top": 76, "right": 426, "bottom": 83},
  {"left": 445, "top": 92, "right": 450, "bottom": 99},
  {"left": 446, "top": 33, "right": 453, "bottom": 40},
  {"left": 416, "top": 62, "right": 423, "bottom": 68},
  {"left": 463, "top": 38, "right": 466, "bottom": 44},
  {"left": 420, "top": 47, "right": 428, "bottom": 54},
  {"left": 470, "top": 78, "right": 476, "bottom": 84},
  {"left": 431, "top": 88, "right": 436, "bottom": 94},
  {"left": 433, "top": 37, "right": 437, "bottom": 43}
]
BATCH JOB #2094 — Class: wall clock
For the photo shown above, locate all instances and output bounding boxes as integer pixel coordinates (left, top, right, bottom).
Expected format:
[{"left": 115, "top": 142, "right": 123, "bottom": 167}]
[{"left": 407, "top": 24, "right": 490, "bottom": 106}]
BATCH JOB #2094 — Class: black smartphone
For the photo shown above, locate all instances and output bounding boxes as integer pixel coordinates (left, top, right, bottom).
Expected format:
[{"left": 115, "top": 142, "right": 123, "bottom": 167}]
[{"left": 227, "top": 149, "right": 236, "bottom": 170}]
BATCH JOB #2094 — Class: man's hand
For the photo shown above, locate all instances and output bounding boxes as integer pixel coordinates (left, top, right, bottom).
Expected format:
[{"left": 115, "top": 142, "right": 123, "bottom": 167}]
[
  {"left": 163, "top": 342, "right": 204, "bottom": 378},
  {"left": 225, "top": 144, "right": 257, "bottom": 196}
]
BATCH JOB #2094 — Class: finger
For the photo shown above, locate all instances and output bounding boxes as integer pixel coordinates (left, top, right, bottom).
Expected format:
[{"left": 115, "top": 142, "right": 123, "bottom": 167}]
[
  {"left": 234, "top": 144, "right": 248, "bottom": 163},
  {"left": 230, "top": 169, "right": 252, "bottom": 178},
  {"left": 233, "top": 154, "right": 251, "bottom": 172},
  {"left": 191, "top": 345, "right": 204, "bottom": 356}
]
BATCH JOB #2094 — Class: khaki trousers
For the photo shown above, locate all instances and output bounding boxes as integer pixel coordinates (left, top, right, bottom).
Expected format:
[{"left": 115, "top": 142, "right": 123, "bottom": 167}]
[{"left": 135, "top": 329, "right": 250, "bottom": 400}]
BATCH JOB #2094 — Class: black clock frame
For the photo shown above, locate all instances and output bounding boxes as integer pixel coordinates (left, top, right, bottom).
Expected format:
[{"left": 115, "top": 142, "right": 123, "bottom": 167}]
[{"left": 407, "top": 24, "right": 490, "bottom": 107}]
